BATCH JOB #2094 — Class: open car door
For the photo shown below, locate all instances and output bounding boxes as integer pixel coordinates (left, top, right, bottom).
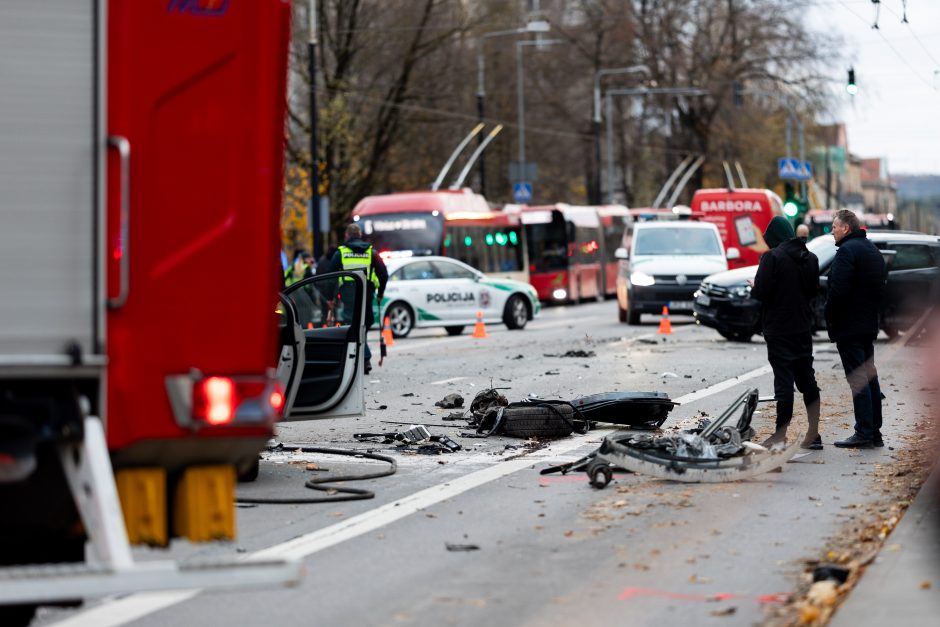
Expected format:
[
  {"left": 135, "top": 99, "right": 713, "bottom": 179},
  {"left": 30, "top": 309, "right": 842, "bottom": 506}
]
[{"left": 278, "top": 271, "right": 367, "bottom": 419}]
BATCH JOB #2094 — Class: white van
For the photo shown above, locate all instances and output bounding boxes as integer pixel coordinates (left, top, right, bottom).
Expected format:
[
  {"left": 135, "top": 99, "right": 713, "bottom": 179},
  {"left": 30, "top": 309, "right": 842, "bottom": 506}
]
[{"left": 615, "top": 221, "right": 729, "bottom": 324}]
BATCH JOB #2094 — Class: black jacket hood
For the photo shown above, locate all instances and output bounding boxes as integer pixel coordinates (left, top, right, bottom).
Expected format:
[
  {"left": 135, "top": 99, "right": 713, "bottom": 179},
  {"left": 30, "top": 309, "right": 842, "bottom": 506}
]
[
  {"left": 342, "top": 238, "right": 372, "bottom": 252},
  {"left": 779, "top": 237, "right": 811, "bottom": 264},
  {"left": 763, "top": 216, "right": 796, "bottom": 249}
]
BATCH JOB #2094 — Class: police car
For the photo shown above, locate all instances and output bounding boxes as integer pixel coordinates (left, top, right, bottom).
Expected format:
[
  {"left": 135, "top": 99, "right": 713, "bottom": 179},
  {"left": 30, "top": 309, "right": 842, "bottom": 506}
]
[{"left": 378, "top": 256, "right": 541, "bottom": 337}]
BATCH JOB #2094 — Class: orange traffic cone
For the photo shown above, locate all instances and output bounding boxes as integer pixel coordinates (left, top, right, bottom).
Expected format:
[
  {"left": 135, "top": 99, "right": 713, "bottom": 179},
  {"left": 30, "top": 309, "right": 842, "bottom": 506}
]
[
  {"left": 657, "top": 306, "right": 673, "bottom": 335},
  {"left": 382, "top": 316, "right": 395, "bottom": 346},
  {"left": 472, "top": 311, "right": 489, "bottom": 338}
]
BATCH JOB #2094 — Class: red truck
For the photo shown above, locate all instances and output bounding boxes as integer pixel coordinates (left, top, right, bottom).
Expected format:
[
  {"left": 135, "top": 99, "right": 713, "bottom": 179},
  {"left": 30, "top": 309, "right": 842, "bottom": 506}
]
[{"left": 0, "top": 2, "right": 369, "bottom": 623}]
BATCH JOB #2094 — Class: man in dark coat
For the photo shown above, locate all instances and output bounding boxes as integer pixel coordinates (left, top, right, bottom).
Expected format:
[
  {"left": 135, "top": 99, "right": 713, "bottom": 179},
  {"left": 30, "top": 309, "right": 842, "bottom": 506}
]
[
  {"left": 326, "top": 224, "right": 388, "bottom": 374},
  {"left": 825, "top": 209, "right": 887, "bottom": 448},
  {"left": 751, "top": 216, "right": 822, "bottom": 449}
]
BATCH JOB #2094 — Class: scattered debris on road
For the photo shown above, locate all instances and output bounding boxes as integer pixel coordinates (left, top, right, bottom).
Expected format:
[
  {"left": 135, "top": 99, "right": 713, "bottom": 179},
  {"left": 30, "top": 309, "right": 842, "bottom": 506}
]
[
  {"left": 474, "top": 399, "right": 590, "bottom": 439},
  {"left": 435, "top": 393, "right": 464, "bottom": 409},
  {"left": 445, "top": 543, "right": 480, "bottom": 552},
  {"left": 571, "top": 392, "right": 678, "bottom": 429},
  {"left": 543, "top": 349, "right": 596, "bottom": 358}
]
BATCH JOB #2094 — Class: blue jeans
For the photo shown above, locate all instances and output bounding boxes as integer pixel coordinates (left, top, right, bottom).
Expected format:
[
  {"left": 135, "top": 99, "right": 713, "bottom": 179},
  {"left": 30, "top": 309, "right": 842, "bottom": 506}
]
[{"left": 836, "top": 339, "right": 882, "bottom": 439}]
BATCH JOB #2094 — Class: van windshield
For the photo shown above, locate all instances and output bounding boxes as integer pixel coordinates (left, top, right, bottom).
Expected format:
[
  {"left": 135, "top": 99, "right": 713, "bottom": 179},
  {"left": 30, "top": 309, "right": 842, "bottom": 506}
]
[{"left": 634, "top": 227, "right": 722, "bottom": 256}]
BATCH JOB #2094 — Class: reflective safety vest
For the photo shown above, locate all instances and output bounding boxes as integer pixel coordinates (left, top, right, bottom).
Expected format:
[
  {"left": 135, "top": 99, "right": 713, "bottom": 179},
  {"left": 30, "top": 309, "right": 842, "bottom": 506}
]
[{"left": 338, "top": 244, "right": 380, "bottom": 290}]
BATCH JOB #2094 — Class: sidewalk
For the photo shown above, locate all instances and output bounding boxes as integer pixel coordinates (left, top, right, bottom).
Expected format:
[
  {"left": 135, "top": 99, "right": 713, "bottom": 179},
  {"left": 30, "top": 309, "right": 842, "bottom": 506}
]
[{"left": 830, "top": 460, "right": 940, "bottom": 626}]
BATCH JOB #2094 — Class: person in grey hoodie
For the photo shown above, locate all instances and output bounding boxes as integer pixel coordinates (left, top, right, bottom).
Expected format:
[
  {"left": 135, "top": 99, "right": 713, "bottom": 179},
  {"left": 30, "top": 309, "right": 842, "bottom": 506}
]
[{"left": 751, "top": 216, "right": 822, "bottom": 449}]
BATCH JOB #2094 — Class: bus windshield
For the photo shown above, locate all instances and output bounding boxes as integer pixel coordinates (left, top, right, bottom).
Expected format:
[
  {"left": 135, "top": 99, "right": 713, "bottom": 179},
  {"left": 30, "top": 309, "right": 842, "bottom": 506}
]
[
  {"left": 360, "top": 212, "right": 443, "bottom": 255},
  {"left": 634, "top": 227, "right": 722, "bottom": 256}
]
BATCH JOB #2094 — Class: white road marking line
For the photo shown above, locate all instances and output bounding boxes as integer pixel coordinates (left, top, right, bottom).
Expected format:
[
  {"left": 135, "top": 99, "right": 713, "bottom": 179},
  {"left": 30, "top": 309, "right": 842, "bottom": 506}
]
[
  {"left": 430, "top": 376, "right": 467, "bottom": 385},
  {"left": 51, "top": 362, "right": 775, "bottom": 627},
  {"left": 673, "top": 364, "right": 772, "bottom": 405}
]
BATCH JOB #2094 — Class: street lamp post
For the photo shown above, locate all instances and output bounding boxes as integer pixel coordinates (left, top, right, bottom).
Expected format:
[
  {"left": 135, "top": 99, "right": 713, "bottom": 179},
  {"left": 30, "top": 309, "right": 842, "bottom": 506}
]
[
  {"left": 602, "top": 87, "right": 708, "bottom": 204},
  {"left": 515, "top": 39, "right": 563, "bottom": 195},
  {"left": 476, "top": 20, "right": 549, "bottom": 197},
  {"left": 591, "top": 66, "right": 648, "bottom": 204},
  {"left": 308, "top": 0, "right": 322, "bottom": 258}
]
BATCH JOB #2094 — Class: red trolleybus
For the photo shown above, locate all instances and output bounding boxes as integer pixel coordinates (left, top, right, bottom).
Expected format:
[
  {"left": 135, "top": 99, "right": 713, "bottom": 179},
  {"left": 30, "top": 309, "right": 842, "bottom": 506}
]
[
  {"left": 351, "top": 190, "right": 526, "bottom": 282},
  {"left": 508, "top": 204, "right": 622, "bottom": 303}
]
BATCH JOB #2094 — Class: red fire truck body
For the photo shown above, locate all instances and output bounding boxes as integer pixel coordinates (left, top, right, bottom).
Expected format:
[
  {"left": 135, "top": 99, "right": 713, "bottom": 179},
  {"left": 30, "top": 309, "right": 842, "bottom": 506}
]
[{"left": 0, "top": 0, "right": 308, "bottom": 619}]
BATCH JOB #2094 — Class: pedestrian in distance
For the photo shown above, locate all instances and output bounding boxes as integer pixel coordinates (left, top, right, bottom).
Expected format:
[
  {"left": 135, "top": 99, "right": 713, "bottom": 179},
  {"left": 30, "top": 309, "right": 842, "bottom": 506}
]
[
  {"left": 315, "top": 246, "right": 338, "bottom": 276},
  {"left": 826, "top": 209, "right": 888, "bottom": 449},
  {"left": 326, "top": 224, "right": 388, "bottom": 374},
  {"left": 796, "top": 223, "right": 810, "bottom": 243},
  {"left": 751, "top": 216, "right": 823, "bottom": 449}
]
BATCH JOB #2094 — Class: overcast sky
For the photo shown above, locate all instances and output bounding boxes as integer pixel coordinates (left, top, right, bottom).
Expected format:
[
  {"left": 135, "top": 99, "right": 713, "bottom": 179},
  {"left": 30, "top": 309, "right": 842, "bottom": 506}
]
[{"left": 808, "top": 0, "right": 940, "bottom": 175}]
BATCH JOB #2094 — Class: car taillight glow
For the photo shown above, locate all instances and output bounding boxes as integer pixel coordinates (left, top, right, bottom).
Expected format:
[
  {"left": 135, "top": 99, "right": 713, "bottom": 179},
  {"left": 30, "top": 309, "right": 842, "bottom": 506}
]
[
  {"left": 195, "top": 377, "right": 236, "bottom": 425},
  {"left": 269, "top": 389, "right": 285, "bottom": 414}
]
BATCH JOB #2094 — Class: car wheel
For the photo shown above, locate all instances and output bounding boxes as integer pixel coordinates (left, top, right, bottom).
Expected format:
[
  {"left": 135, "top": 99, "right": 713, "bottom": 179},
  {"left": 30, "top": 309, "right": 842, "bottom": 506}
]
[
  {"left": 627, "top": 306, "right": 640, "bottom": 325},
  {"left": 386, "top": 302, "right": 414, "bottom": 338},
  {"left": 445, "top": 326, "right": 465, "bottom": 336},
  {"left": 503, "top": 294, "right": 529, "bottom": 330},
  {"left": 238, "top": 457, "right": 260, "bottom": 483},
  {"left": 718, "top": 329, "right": 752, "bottom": 342},
  {"left": 618, "top": 304, "right": 627, "bottom": 323}
]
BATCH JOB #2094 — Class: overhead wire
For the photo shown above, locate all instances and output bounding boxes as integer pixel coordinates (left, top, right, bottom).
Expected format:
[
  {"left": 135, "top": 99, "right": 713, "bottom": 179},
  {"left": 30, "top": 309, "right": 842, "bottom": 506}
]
[{"left": 836, "top": 0, "right": 939, "bottom": 91}]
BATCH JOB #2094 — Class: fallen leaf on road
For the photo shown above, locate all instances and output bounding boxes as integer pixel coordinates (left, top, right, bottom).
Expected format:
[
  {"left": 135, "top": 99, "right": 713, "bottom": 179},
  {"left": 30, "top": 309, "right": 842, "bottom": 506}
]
[
  {"left": 564, "top": 530, "right": 574, "bottom": 537},
  {"left": 920, "top": 580, "right": 932, "bottom": 590},
  {"left": 710, "top": 607, "right": 736, "bottom": 617}
]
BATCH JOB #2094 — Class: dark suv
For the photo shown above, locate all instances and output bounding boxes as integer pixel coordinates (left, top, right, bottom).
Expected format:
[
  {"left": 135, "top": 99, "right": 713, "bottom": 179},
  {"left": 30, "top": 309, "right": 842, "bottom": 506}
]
[{"left": 693, "top": 231, "right": 940, "bottom": 341}]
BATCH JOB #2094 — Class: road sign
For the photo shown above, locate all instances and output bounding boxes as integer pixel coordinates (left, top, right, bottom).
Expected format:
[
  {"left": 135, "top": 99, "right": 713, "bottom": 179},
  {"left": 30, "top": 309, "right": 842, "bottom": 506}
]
[
  {"left": 778, "top": 157, "right": 813, "bottom": 181},
  {"left": 512, "top": 181, "right": 533, "bottom": 203}
]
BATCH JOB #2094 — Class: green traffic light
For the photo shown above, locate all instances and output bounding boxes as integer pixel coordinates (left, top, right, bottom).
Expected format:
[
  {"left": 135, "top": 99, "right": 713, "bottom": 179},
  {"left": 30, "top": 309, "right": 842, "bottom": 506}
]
[{"left": 783, "top": 201, "right": 799, "bottom": 217}]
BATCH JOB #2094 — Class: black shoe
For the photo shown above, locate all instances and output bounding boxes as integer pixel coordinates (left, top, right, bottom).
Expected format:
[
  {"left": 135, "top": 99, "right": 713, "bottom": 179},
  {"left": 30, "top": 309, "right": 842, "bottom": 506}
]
[
  {"left": 834, "top": 433, "right": 873, "bottom": 449},
  {"left": 364, "top": 362, "right": 372, "bottom": 375},
  {"left": 801, "top": 434, "right": 823, "bottom": 450},
  {"left": 873, "top": 434, "right": 884, "bottom": 448}
]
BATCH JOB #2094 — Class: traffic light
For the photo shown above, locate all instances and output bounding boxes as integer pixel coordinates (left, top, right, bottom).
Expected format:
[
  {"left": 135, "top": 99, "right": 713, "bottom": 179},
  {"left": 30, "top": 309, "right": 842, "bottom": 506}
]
[
  {"left": 846, "top": 68, "right": 857, "bottom": 96},
  {"left": 783, "top": 183, "right": 800, "bottom": 218}
]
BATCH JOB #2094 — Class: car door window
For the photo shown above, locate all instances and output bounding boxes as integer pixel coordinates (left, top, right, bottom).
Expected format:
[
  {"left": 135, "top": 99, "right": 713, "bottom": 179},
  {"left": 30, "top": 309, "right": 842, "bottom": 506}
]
[
  {"left": 890, "top": 244, "right": 935, "bottom": 271},
  {"left": 432, "top": 260, "right": 477, "bottom": 280},
  {"left": 400, "top": 261, "right": 439, "bottom": 281}
]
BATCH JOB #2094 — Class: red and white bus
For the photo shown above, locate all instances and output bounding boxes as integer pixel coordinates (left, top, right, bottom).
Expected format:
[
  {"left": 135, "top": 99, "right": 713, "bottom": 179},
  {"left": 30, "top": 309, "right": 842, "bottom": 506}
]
[
  {"left": 506, "top": 204, "right": 630, "bottom": 302},
  {"left": 351, "top": 189, "right": 527, "bottom": 282},
  {"left": 690, "top": 188, "right": 784, "bottom": 268}
]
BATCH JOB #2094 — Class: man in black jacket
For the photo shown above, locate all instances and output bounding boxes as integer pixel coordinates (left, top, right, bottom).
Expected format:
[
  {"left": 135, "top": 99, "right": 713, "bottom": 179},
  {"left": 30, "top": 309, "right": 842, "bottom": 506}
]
[
  {"left": 751, "top": 216, "right": 822, "bottom": 449},
  {"left": 825, "top": 210, "right": 887, "bottom": 448}
]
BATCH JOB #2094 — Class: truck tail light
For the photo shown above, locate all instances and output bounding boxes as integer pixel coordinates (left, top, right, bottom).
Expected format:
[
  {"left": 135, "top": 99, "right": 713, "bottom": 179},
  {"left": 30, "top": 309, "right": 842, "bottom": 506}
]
[
  {"left": 188, "top": 375, "right": 284, "bottom": 427},
  {"left": 193, "top": 377, "right": 236, "bottom": 425}
]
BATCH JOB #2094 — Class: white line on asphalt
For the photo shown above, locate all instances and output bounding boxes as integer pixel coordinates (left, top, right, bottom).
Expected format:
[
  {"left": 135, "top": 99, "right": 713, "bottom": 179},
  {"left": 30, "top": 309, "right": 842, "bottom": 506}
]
[
  {"left": 673, "top": 364, "right": 772, "bottom": 405},
  {"left": 430, "top": 376, "right": 467, "bottom": 385},
  {"left": 51, "top": 361, "right": 775, "bottom": 627}
]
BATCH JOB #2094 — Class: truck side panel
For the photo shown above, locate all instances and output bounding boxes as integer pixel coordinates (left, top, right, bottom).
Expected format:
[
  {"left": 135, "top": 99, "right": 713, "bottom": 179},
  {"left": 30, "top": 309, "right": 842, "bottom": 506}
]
[
  {"left": 106, "top": 0, "right": 290, "bottom": 454},
  {"left": 0, "top": 0, "right": 99, "bottom": 361}
]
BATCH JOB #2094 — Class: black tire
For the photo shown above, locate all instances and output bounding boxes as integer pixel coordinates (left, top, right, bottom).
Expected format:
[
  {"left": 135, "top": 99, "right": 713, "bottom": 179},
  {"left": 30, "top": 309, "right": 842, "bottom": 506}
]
[
  {"left": 386, "top": 302, "right": 414, "bottom": 338},
  {"left": 0, "top": 604, "right": 37, "bottom": 627},
  {"left": 627, "top": 306, "right": 641, "bottom": 325},
  {"left": 618, "top": 304, "right": 627, "bottom": 323},
  {"left": 238, "top": 457, "right": 260, "bottom": 483},
  {"left": 503, "top": 294, "right": 529, "bottom": 330},
  {"left": 445, "top": 325, "right": 465, "bottom": 336},
  {"left": 718, "top": 329, "right": 753, "bottom": 342},
  {"left": 497, "top": 405, "right": 577, "bottom": 438}
]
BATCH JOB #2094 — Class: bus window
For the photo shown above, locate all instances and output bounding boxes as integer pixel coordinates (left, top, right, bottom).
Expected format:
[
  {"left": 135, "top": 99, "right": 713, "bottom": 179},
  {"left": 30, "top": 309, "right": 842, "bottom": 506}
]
[
  {"left": 361, "top": 213, "right": 444, "bottom": 255},
  {"left": 526, "top": 221, "right": 567, "bottom": 272}
]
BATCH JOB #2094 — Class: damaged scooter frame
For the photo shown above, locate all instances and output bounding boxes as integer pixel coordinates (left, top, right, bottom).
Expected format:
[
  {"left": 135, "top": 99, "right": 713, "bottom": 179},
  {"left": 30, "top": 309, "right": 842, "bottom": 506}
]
[{"left": 545, "top": 389, "right": 802, "bottom": 486}]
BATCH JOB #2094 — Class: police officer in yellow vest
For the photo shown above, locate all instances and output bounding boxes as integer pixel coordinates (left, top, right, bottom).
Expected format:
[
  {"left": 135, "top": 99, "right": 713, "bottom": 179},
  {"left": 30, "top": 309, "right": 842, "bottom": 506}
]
[{"left": 326, "top": 224, "right": 388, "bottom": 373}]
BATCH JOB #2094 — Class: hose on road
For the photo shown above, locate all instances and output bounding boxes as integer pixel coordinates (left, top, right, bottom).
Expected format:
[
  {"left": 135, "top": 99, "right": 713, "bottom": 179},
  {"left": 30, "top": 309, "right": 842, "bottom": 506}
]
[{"left": 236, "top": 446, "right": 397, "bottom": 504}]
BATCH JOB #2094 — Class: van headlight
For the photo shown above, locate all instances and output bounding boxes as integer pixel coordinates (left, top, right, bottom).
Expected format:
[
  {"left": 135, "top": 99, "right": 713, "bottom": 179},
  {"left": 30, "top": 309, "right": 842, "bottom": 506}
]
[
  {"left": 630, "top": 271, "right": 655, "bottom": 287},
  {"left": 730, "top": 284, "right": 751, "bottom": 299}
]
